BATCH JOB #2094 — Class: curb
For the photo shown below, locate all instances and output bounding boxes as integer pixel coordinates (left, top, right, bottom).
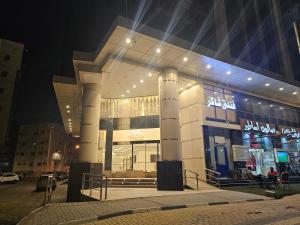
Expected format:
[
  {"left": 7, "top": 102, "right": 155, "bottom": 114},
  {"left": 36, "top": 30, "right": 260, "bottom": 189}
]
[
  {"left": 59, "top": 198, "right": 269, "bottom": 225},
  {"left": 17, "top": 205, "right": 48, "bottom": 225}
]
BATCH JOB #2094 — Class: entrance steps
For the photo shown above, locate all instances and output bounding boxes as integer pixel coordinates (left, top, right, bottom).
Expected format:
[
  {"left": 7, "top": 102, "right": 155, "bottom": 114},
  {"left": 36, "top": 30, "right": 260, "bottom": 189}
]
[{"left": 107, "top": 177, "right": 157, "bottom": 188}]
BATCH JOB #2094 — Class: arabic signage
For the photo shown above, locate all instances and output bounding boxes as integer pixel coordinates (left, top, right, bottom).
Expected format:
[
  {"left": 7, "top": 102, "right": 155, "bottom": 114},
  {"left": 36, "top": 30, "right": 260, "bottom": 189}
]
[
  {"left": 243, "top": 120, "right": 276, "bottom": 134},
  {"left": 207, "top": 96, "right": 236, "bottom": 110},
  {"left": 240, "top": 120, "right": 300, "bottom": 138},
  {"left": 279, "top": 126, "right": 300, "bottom": 139}
]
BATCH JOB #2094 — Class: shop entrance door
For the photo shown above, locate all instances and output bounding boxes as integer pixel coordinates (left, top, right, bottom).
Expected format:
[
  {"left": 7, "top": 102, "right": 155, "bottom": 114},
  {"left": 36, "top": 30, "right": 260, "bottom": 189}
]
[{"left": 214, "top": 144, "right": 229, "bottom": 177}]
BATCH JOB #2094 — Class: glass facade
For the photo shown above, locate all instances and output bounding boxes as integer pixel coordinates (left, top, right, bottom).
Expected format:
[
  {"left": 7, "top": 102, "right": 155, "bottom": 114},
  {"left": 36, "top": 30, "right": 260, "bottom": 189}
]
[
  {"left": 203, "top": 85, "right": 300, "bottom": 177},
  {"left": 204, "top": 84, "right": 237, "bottom": 123},
  {"left": 107, "top": 142, "right": 160, "bottom": 174}
]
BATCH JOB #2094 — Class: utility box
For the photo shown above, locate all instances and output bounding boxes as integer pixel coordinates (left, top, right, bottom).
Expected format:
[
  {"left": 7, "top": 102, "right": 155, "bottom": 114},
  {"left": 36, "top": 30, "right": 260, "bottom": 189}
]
[
  {"left": 157, "top": 160, "right": 183, "bottom": 191},
  {"left": 67, "top": 162, "right": 102, "bottom": 202}
]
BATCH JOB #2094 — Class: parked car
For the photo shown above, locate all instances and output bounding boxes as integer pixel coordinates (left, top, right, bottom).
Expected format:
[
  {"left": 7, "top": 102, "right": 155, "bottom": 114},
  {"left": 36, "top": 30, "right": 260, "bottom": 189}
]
[
  {"left": 55, "top": 172, "right": 69, "bottom": 181},
  {"left": 0, "top": 173, "right": 19, "bottom": 183},
  {"left": 36, "top": 174, "right": 57, "bottom": 191}
]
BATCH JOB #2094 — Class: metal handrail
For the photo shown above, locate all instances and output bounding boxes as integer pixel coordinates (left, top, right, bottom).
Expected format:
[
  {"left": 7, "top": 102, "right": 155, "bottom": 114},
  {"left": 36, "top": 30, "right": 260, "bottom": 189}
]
[
  {"left": 205, "top": 168, "right": 221, "bottom": 188},
  {"left": 81, "top": 173, "right": 108, "bottom": 201},
  {"left": 184, "top": 169, "right": 202, "bottom": 190}
]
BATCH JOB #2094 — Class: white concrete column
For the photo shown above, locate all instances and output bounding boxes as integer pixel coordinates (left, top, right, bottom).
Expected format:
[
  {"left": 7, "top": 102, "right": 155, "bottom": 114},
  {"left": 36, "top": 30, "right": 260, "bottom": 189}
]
[
  {"left": 159, "top": 68, "right": 181, "bottom": 161},
  {"left": 79, "top": 83, "right": 101, "bottom": 163}
]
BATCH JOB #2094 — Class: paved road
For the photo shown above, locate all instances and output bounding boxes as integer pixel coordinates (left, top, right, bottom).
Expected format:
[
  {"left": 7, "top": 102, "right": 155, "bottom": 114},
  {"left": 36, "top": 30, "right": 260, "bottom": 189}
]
[
  {"left": 0, "top": 179, "right": 67, "bottom": 225},
  {"left": 87, "top": 194, "right": 300, "bottom": 225}
]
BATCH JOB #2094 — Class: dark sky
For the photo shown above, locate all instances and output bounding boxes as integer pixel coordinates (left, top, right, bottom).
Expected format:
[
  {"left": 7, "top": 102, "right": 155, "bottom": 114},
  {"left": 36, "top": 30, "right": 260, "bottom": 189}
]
[
  {"left": 0, "top": 0, "right": 130, "bottom": 124},
  {"left": 1, "top": 0, "right": 299, "bottom": 125}
]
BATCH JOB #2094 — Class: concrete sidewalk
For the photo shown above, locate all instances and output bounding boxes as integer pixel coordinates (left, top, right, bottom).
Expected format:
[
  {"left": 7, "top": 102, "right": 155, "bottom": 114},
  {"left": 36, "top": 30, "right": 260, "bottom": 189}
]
[{"left": 18, "top": 190, "right": 270, "bottom": 225}]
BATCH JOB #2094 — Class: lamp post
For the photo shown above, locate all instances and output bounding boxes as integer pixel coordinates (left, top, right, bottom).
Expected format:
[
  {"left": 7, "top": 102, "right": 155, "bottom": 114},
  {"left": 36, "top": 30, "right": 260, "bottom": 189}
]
[{"left": 52, "top": 151, "right": 62, "bottom": 173}]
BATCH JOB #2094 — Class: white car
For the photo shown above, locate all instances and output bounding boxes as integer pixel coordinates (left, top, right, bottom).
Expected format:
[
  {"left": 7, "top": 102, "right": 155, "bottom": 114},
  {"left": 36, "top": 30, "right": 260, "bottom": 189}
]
[{"left": 0, "top": 173, "right": 19, "bottom": 183}]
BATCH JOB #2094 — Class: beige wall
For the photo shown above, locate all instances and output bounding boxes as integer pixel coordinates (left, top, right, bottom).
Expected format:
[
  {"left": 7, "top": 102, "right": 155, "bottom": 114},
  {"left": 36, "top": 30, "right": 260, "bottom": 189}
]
[{"left": 179, "top": 84, "right": 206, "bottom": 181}]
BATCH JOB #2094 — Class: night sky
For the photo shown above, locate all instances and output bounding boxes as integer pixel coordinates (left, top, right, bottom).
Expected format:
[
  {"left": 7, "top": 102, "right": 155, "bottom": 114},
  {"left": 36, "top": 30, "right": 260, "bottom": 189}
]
[
  {"left": 1, "top": 1, "right": 299, "bottom": 125},
  {"left": 0, "top": 0, "right": 130, "bottom": 124}
]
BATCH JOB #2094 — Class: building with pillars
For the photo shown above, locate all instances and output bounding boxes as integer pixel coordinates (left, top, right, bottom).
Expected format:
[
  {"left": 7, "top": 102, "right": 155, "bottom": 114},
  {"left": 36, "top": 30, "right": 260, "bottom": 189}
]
[{"left": 53, "top": 16, "right": 300, "bottom": 191}]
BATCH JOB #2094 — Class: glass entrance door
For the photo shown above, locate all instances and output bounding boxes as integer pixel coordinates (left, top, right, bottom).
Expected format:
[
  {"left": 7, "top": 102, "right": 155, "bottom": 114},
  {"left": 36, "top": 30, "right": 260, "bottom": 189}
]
[{"left": 109, "top": 142, "right": 160, "bottom": 174}]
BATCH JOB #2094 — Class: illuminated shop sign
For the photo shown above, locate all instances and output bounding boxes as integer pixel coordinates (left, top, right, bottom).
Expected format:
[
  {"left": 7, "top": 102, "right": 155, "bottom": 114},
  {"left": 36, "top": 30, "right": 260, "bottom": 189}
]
[
  {"left": 207, "top": 96, "right": 236, "bottom": 110},
  {"left": 243, "top": 120, "right": 276, "bottom": 134},
  {"left": 242, "top": 120, "right": 300, "bottom": 138},
  {"left": 281, "top": 128, "right": 300, "bottom": 138}
]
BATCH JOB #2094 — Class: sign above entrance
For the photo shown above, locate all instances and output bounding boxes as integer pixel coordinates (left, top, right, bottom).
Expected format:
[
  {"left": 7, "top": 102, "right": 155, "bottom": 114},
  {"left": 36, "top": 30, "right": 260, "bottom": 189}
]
[
  {"left": 207, "top": 96, "right": 236, "bottom": 110},
  {"left": 243, "top": 120, "right": 276, "bottom": 134}
]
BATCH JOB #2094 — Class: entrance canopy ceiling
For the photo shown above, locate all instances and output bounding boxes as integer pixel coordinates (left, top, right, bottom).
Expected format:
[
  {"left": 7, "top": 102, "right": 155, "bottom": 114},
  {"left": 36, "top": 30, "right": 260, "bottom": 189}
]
[
  {"left": 55, "top": 16, "right": 300, "bottom": 135},
  {"left": 73, "top": 16, "right": 300, "bottom": 105}
]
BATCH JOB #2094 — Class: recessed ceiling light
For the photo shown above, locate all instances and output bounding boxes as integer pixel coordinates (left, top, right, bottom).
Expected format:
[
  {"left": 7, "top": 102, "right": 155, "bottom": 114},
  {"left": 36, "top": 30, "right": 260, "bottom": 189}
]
[
  {"left": 133, "top": 84, "right": 136, "bottom": 88},
  {"left": 265, "top": 83, "right": 270, "bottom": 87},
  {"left": 126, "top": 90, "right": 130, "bottom": 93},
  {"left": 279, "top": 87, "right": 284, "bottom": 91},
  {"left": 206, "top": 64, "right": 211, "bottom": 69},
  {"left": 121, "top": 94, "right": 124, "bottom": 97},
  {"left": 292, "top": 91, "right": 298, "bottom": 95},
  {"left": 66, "top": 105, "right": 70, "bottom": 109},
  {"left": 183, "top": 57, "right": 188, "bottom": 62},
  {"left": 140, "top": 79, "right": 144, "bottom": 83},
  {"left": 67, "top": 110, "right": 70, "bottom": 113},
  {"left": 68, "top": 118, "right": 71, "bottom": 122},
  {"left": 148, "top": 72, "right": 152, "bottom": 77},
  {"left": 125, "top": 38, "right": 131, "bottom": 44},
  {"left": 258, "top": 102, "right": 261, "bottom": 105},
  {"left": 244, "top": 98, "right": 248, "bottom": 102},
  {"left": 226, "top": 71, "right": 231, "bottom": 75},
  {"left": 280, "top": 107, "right": 284, "bottom": 110},
  {"left": 247, "top": 77, "right": 252, "bottom": 81},
  {"left": 270, "top": 105, "right": 273, "bottom": 107},
  {"left": 156, "top": 48, "right": 161, "bottom": 53}
]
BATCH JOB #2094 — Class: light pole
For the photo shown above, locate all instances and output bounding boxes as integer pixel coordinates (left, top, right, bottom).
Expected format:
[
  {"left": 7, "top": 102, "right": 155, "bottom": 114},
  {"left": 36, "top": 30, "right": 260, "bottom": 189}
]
[{"left": 46, "top": 126, "right": 54, "bottom": 172}]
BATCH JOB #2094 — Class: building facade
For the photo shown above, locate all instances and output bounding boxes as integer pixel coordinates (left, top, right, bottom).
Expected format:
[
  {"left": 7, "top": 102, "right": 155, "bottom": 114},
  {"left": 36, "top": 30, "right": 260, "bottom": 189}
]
[
  {"left": 13, "top": 123, "right": 77, "bottom": 176},
  {"left": 53, "top": 16, "right": 300, "bottom": 189},
  {"left": 0, "top": 39, "right": 24, "bottom": 171}
]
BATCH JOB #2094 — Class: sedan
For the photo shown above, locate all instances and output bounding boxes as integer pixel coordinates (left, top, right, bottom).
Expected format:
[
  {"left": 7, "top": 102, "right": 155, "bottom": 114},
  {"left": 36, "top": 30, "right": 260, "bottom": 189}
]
[{"left": 0, "top": 173, "right": 19, "bottom": 183}]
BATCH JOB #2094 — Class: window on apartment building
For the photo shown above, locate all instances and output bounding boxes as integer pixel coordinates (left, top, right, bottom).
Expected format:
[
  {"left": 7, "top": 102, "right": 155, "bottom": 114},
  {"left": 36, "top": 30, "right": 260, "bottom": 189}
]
[
  {"left": 40, "top": 141, "right": 44, "bottom": 144},
  {"left": 1, "top": 70, "right": 8, "bottom": 77},
  {"left": 30, "top": 152, "right": 35, "bottom": 156},
  {"left": 22, "top": 142, "right": 26, "bottom": 146},
  {"left": 43, "top": 162, "right": 47, "bottom": 165},
  {"left": 3, "top": 54, "right": 10, "bottom": 61},
  {"left": 29, "top": 163, "right": 33, "bottom": 166},
  {"left": 20, "top": 152, "right": 24, "bottom": 156},
  {"left": 17, "top": 163, "right": 21, "bottom": 166},
  {"left": 23, "top": 163, "right": 26, "bottom": 165},
  {"left": 37, "top": 163, "right": 41, "bottom": 166},
  {"left": 0, "top": 88, "right": 4, "bottom": 95}
]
